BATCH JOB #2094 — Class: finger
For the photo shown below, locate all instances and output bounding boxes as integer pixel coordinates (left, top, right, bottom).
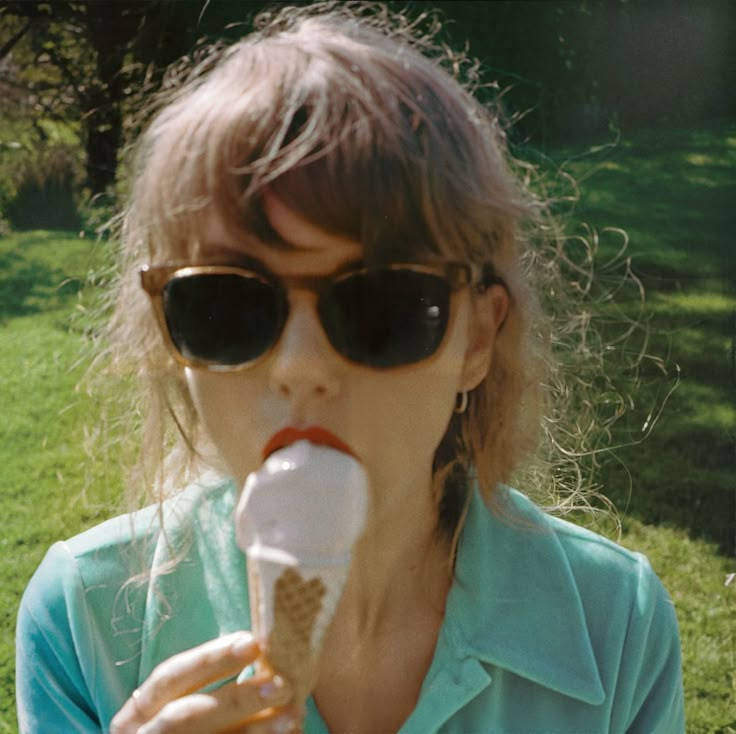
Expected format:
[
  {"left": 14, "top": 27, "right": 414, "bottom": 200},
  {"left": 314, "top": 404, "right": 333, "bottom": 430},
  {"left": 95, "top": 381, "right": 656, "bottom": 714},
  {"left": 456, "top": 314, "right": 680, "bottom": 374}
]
[
  {"left": 111, "top": 632, "right": 260, "bottom": 730},
  {"left": 239, "top": 708, "right": 302, "bottom": 734},
  {"left": 134, "top": 678, "right": 293, "bottom": 734},
  {"left": 202, "top": 675, "right": 294, "bottom": 732}
]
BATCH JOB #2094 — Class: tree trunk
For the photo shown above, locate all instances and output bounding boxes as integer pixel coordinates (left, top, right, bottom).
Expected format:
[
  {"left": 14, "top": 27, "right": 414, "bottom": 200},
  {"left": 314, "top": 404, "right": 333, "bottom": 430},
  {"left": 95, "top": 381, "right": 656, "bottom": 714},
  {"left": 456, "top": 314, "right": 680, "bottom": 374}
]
[{"left": 82, "top": 6, "right": 140, "bottom": 196}]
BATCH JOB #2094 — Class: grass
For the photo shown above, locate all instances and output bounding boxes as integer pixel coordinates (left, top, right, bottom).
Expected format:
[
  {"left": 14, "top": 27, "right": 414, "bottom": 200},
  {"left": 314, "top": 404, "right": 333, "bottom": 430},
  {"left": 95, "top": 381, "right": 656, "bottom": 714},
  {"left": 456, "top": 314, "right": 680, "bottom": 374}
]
[
  {"left": 549, "top": 122, "right": 736, "bottom": 281},
  {"left": 554, "top": 121, "right": 736, "bottom": 563},
  {"left": 2, "top": 121, "right": 735, "bottom": 732},
  {"left": 0, "top": 232, "right": 123, "bottom": 733}
]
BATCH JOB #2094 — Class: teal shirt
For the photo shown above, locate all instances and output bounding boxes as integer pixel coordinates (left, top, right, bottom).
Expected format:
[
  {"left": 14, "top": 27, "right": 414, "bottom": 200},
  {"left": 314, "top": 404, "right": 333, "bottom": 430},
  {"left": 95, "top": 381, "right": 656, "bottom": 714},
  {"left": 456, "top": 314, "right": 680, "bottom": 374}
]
[{"left": 17, "top": 475, "right": 684, "bottom": 732}]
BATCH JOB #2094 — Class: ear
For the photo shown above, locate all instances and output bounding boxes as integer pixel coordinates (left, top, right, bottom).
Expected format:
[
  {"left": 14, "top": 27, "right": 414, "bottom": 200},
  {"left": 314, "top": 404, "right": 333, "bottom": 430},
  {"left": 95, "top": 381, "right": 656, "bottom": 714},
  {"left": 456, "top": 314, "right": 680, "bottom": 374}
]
[{"left": 460, "top": 284, "right": 509, "bottom": 392}]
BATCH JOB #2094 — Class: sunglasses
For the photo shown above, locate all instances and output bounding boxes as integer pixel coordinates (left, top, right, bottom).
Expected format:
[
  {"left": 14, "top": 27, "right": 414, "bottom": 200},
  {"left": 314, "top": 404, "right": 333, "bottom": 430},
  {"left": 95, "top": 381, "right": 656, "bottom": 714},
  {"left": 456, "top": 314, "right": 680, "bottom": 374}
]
[{"left": 140, "top": 261, "right": 503, "bottom": 371}]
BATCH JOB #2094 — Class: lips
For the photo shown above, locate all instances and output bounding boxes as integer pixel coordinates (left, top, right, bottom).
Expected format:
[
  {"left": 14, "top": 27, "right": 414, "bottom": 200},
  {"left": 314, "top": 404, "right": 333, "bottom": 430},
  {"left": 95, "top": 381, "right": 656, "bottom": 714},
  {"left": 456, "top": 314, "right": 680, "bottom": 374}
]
[{"left": 262, "top": 427, "right": 356, "bottom": 461}]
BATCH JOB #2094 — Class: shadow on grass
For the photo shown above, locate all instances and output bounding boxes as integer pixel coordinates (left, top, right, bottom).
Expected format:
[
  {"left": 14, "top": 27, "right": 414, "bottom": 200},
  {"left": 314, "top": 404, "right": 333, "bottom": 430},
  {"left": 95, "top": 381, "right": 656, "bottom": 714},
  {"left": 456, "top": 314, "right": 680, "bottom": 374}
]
[
  {"left": 601, "top": 433, "right": 735, "bottom": 557},
  {"left": 546, "top": 122, "right": 736, "bottom": 554},
  {"left": 558, "top": 120, "right": 736, "bottom": 285},
  {"left": 596, "top": 280, "right": 735, "bottom": 555},
  {"left": 0, "top": 250, "right": 81, "bottom": 323},
  {"left": 0, "top": 231, "right": 88, "bottom": 323}
]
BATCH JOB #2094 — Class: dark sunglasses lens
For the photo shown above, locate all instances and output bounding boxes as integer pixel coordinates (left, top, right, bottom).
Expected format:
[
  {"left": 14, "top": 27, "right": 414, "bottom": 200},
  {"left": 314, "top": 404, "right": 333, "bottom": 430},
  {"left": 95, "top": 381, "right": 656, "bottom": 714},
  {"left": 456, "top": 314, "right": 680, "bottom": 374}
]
[
  {"left": 163, "top": 274, "right": 282, "bottom": 366},
  {"left": 321, "top": 269, "right": 450, "bottom": 368}
]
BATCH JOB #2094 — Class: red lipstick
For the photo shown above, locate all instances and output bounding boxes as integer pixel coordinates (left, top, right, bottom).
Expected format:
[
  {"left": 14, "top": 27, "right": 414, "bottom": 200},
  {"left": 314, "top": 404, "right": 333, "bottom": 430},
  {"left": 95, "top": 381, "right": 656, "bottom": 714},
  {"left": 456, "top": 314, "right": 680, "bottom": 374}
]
[{"left": 263, "top": 427, "right": 355, "bottom": 461}]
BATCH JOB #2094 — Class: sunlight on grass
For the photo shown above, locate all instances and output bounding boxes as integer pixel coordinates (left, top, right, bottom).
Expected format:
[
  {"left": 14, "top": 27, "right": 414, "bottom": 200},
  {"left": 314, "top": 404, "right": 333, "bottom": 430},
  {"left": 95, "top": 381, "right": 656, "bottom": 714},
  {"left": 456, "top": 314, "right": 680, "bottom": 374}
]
[
  {"left": 551, "top": 120, "right": 736, "bottom": 286},
  {"left": 673, "top": 382, "right": 736, "bottom": 431},
  {"left": 685, "top": 153, "right": 722, "bottom": 166},
  {"left": 651, "top": 290, "right": 735, "bottom": 313},
  {"left": 0, "top": 233, "right": 122, "bottom": 729},
  {"left": 620, "top": 520, "right": 736, "bottom": 733}
]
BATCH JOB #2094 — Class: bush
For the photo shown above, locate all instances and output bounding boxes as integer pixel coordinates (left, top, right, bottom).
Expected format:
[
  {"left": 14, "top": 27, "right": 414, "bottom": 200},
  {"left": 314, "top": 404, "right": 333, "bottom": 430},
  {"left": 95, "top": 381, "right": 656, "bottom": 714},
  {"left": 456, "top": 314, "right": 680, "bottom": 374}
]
[{"left": 5, "top": 144, "right": 83, "bottom": 230}]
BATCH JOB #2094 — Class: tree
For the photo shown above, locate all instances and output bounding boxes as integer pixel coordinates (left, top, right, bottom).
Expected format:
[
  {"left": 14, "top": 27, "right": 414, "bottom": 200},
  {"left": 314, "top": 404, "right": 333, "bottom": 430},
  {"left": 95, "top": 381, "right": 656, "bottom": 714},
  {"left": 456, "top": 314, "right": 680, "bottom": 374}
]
[
  {"left": 1, "top": 2, "right": 145, "bottom": 196},
  {"left": 2, "top": 0, "right": 734, "bottom": 205},
  {"left": 0, "top": 1, "right": 274, "bottom": 198}
]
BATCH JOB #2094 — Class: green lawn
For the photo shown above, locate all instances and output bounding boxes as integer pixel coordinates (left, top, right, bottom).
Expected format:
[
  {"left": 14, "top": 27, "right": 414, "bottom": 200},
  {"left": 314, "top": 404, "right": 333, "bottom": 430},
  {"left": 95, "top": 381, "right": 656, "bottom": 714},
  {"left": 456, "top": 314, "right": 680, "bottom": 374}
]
[
  {"left": 554, "top": 122, "right": 735, "bottom": 563},
  {"left": 2, "top": 121, "right": 735, "bottom": 732}
]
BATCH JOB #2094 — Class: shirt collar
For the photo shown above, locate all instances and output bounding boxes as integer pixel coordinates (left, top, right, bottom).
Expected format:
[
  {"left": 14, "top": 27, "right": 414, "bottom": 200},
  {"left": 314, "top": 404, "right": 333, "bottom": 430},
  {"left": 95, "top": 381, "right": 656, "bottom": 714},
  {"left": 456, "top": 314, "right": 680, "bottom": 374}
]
[
  {"left": 445, "top": 486, "right": 605, "bottom": 705},
  {"left": 139, "top": 478, "right": 605, "bottom": 707}
]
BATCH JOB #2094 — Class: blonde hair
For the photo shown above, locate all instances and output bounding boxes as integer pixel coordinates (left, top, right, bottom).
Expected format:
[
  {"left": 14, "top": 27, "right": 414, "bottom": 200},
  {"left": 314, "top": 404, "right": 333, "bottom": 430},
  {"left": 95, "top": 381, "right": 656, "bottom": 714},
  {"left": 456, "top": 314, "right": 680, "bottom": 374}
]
[{"left": 99, "top": 2, "right": 637, "bottom": 539}]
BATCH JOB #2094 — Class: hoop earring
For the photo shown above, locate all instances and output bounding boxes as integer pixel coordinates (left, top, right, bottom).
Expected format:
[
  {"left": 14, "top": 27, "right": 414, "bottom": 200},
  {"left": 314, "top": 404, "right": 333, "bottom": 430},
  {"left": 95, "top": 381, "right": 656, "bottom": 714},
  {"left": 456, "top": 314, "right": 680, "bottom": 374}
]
[{"left": 454, "top": 391, "right": 468, "bottom": 414}]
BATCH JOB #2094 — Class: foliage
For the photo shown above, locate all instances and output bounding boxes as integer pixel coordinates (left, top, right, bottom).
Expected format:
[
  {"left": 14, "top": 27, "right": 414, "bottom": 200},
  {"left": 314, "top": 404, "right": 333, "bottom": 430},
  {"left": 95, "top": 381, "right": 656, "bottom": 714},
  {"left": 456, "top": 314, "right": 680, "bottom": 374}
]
[
  {"left": 1, "top": 0, "right": 734, "bottom": 212},
  {"left": 0, "top": 0, "right": 261, "bottom": 200},
  {"left": 409, "top": 0, "right": 736, "bottom": 144},
  {"left": 5, "top": 143, "right": 83, "bottom": 230},
  {"left": 0, "top": 2, "right": 142, "bottom": 195},
  {"left": 0, "top": 115, "right": 84, "bottom": 232}
]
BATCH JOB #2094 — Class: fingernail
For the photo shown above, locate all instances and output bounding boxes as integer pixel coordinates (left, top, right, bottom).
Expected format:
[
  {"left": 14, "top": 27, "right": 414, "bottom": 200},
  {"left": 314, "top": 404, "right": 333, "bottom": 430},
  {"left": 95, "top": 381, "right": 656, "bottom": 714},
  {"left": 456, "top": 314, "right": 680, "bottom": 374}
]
[
  {"left": 270, "top": 714, "right": 300, "bottom": 734},
  {"left": 258, "top": 675, "right": 290, "bottom": 702}
]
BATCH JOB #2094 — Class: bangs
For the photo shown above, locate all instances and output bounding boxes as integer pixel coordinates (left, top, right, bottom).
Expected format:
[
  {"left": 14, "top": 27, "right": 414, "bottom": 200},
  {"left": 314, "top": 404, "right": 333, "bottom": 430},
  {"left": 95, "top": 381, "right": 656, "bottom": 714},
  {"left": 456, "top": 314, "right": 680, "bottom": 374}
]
[
  {"left": 235, "top": 39, "right": 464, "bottom": 265},
  {"left": 267, "top": 105, "right": 441, "bottom": 265},
  {"left": 136, "top": 16, "right": 522, "bottom": 266}
]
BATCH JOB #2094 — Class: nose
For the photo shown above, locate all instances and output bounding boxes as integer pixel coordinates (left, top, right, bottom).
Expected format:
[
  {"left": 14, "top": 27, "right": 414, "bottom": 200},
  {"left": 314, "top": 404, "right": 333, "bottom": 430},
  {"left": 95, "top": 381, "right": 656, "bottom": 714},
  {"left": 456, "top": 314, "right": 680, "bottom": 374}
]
[{"left": 268, "top": 291, "right": 341, "bottom": 403}]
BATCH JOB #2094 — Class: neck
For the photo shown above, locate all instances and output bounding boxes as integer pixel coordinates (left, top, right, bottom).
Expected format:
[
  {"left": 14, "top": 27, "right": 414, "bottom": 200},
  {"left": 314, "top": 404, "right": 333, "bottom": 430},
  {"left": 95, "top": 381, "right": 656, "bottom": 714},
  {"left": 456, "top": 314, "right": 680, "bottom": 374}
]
[
  {"left": 312, "top": 473, "right": 454, "bottom": 733},
  {"left": 332, "top": 473, "right": 453, "bottom": 640}
]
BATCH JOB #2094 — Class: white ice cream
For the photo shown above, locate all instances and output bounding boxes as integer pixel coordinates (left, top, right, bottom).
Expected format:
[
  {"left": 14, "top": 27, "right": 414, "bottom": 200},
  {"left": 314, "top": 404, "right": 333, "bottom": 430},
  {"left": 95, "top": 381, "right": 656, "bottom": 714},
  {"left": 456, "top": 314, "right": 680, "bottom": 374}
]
[
  {"left": 235, "top": 440, "right": 369, "bottom": 652},
  {"left": 235, "top": 440, "right": 369, "bottom": 559}
]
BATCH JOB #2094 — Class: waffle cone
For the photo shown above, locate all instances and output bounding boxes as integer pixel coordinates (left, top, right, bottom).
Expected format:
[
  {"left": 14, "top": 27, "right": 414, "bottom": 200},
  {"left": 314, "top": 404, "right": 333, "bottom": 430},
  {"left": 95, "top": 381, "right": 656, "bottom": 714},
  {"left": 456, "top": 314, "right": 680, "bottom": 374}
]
[
  {"left": 267, "top": 568, "right": 326, "bottom": 701},
  {"left": 247, "top": 550, "right": 350, "bottom": 702}
]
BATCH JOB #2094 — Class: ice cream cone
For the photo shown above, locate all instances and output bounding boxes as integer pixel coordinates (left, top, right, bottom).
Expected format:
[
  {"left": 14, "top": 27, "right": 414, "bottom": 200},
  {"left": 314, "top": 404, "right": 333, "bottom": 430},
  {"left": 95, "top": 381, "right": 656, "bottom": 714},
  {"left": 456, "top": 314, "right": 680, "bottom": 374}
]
[
  {"left": 246, "top": 548, "right": 351, "bottom": 701},
  {"left": 235, "top": 442, "right": 369, "bottom": 702}
]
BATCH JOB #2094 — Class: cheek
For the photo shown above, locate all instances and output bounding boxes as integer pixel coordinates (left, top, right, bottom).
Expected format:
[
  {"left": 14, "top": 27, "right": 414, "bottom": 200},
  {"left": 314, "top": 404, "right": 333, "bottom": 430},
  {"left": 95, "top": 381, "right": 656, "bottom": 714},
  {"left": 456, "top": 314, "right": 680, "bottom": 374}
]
[
  {"left": 352, "top": 378, "right": 455, "bottom": 497},
  {"left": 184, "top": 369, "right": 265, "bottom": 484},
  {"left": 392, "top": 305, "right": 471, "bottom": 455},
  {"left": 351, "top": 354, "right": 465, "bottom": 489}
]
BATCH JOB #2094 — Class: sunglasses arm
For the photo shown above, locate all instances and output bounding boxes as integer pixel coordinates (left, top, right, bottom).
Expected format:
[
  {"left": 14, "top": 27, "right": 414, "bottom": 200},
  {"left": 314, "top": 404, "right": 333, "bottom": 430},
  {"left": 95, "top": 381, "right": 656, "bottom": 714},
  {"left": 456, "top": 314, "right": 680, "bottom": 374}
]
[{"left": 477, "top": 263, "right": 508, "bottom": 294}]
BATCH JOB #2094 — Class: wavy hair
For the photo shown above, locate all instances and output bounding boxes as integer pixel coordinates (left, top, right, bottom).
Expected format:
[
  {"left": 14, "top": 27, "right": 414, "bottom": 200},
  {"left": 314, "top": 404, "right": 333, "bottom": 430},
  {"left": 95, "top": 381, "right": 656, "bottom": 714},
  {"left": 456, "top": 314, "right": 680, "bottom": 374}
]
[{"left": 93, "top": 2, "right": 654, "bottom": 547}]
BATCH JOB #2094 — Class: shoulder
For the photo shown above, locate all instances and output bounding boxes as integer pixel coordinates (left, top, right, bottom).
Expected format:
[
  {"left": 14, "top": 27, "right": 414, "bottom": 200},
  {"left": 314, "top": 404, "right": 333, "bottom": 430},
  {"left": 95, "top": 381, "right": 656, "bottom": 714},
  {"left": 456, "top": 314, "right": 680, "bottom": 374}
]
[
  {"left": 536, "top": 500, "right": 684, "bottom": 731},
  {"left": 18, "top": 501, "right": 161, "bottom": 648},
  {"left": 550, "top": 511, "right": 663, "bottom": 594},
  {"left": 16, "top": 472, "right": 238, "bottom": 731},
  {"left": 20, "top": 472, "right": 238, "bottom": 632},
  {"left": 449, "top": 487, "right": 684, "bottom": 731},
  {"left": 504, "top": 489, "right": 681, "bottom": 657},
  {"left": 510, "top": 493, "right": 684, "bottom": 732},
  {"left": 15, "top": 506, "right": 157, "bottom": 731},
  {"left": 504, "top": 488, "right": 672, "bottom": 611},
  {"left": 25, "top": 471, "right": 235, "bottom": 598}
]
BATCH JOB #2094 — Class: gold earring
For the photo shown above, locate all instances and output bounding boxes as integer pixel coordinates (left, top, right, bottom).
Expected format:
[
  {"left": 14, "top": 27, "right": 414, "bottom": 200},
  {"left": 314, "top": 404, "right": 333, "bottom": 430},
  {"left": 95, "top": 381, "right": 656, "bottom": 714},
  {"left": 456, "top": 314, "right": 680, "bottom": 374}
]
[{"left": 454, "top": 391, "right": 468, "bottom": 414}]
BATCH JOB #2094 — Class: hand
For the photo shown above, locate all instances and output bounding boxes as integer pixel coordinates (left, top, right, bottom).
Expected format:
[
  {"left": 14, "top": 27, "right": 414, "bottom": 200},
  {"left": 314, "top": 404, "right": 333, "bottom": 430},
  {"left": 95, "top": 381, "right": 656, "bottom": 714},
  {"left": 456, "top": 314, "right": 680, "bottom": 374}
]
[{"left": 110, "top": 632, "right": 299, "bottom": 733}]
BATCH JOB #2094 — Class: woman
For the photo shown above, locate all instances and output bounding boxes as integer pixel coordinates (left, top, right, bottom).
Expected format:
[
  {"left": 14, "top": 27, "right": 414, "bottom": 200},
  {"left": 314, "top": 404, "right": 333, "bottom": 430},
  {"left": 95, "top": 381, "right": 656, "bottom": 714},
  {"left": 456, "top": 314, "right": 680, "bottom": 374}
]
[{"left": 16, "top": 4, "right": 684, "bottom": 732}]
